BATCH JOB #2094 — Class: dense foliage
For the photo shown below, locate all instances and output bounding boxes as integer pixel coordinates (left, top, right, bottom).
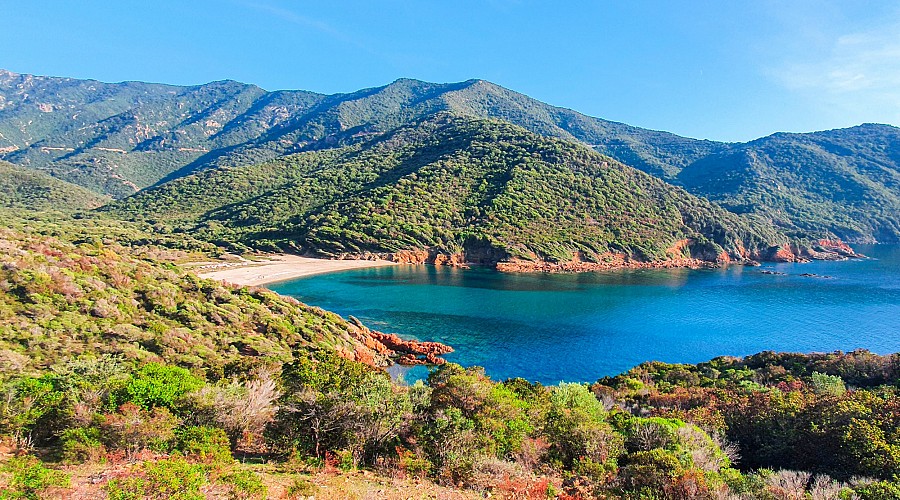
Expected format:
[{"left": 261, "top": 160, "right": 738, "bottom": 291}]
[
  {"left": 676, "top": 124, "right": 900, "bottom": 243},
  {"left": 0, "top": 212, "right": 898, "bottom": 497},
  {"left": 108, "top": 115, "right": 785, "bottom": 264},
  {"left": 6, "top": 336, "right": 900, "bottom": 498},
  {"left": 0, "top": 161, "right": 108, "bottom": 211},
  {"left": 0, "top": 70, "right": 716, "bottom": 198}
]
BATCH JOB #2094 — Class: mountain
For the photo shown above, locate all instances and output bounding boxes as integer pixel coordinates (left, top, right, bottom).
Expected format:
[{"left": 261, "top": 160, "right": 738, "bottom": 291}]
[
  {"left": 677, "top": 124, "right": 900, "bottom": 242},
  {"left": 0, "top": 160, "right": 108, "bottom": 210},
  {"left": 107, "top": 114, "right": 793, "bottom": 267},
  {"left": 0, "top": 69, "right": 716, "bottom": 198},
  {"left": 4, "top": 69, "right": 900, "bottom": 242}
]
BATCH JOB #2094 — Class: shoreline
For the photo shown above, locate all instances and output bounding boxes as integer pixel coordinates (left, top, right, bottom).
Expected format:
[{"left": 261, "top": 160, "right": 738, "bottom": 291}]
[
  {"left": 191, "top": 242, "right": 866, "bottom": 287},
  {"left": 191, "top": 254, "right": 398, "bottom": 286}
]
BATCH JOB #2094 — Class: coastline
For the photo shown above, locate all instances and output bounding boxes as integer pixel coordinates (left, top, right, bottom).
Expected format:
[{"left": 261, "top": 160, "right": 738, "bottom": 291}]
[{"left": 191, "top": 254, "right": 398, "bottom": 286}]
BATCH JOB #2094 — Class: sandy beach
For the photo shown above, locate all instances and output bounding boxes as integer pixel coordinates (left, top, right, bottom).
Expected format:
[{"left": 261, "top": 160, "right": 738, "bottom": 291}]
[{"left": 192, "top": 254, "right": 397, "bottom": 286}]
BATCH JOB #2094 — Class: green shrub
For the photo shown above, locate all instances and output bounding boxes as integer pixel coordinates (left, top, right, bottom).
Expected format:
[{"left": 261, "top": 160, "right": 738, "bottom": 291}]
[
  {"left": 0, "top": 376, "right": 66, "bottom": 442},
  {"left": 118, "top": 363, "right": 204, "bottom": 411},
  {"left": 177, "top": 426, "right": 232, "bottom": 463},
  {"left": 811, "top": 371, "right": 846, "bottom": 396},
  {"left": 144, "top": 457, "right": 208, "bottom": 500},
  {"left": 286, "top": 476, "right": 319, "bottom": 497},
  {"left": 335, "top": 449, "right": 355, "bottom": 471},
  {"left": 219, "top": 469, "right": 267, "bottom": 499},
  {"left": 0, "top": 455, "right": 70, "bottom": 499},
  {"left": 544, "top": 383, "right": 623, "bottom": 468},
  {"left": 104, "top": 477, "right": 148, "bottom": 500},
  {"left": 59, "top": 426, "right": 105, "bottom": 463},
  {"left": 855, "top": 480, "right": 900, "bottom": 500}
]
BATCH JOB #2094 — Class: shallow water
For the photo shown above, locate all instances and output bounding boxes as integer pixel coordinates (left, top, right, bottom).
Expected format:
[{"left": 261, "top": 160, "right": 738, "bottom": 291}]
[{"left": 271, "top": 245, "right": 900, "bottom": 384}]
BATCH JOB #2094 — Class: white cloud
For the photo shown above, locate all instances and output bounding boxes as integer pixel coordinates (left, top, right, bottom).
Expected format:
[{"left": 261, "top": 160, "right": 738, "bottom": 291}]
[{"left": 771, "top": 18, "right": 900, "bottom": 121}]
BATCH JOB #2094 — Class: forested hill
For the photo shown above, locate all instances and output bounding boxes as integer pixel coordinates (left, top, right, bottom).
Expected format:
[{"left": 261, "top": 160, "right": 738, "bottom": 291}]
[
  {"left": 107, "top": 114, "right": 790, "bottom": 266},
  {"left": 0, "top": 160, "right": 108, "bottom": 210},
  {"left": 4, "top": 69, "right": 900, "bottom": 242},
  {"left": 677, "top": 124, "right": 900, "bottom": 242}
]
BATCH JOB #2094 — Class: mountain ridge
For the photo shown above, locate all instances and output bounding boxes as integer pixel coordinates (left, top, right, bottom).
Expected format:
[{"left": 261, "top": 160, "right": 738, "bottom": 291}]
[{"left": 2, "top": 69, "right": 899, "bottom": 242}]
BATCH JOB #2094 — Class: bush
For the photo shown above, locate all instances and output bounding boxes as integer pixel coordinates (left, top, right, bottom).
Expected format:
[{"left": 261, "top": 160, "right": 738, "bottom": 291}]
[
  {"left": 143, "top": 457, "right": 207, "bottom": 500},
  {"left": 811, "top": 372, "right": 846, "bottom": 396},
  {"left": 177, "top": 426, "right": 232, "bottom": 463},
  {"left": 59, "top": 426, "right": 105, "bottom": 463},
  {"left": 117, "top": 363, "right": 204, "bottom": 411},
  {"left": 286, "top": 476, "right": 319, "bottom": 497},
  {"left": 0, "top": 376, "right": 66, "bottom": 444},
  {"left": 0, "top": 455, "right": 70, "bottom": 499},
  {"left": 854, "top": 480, "right": 900, "bottom": 500},
  {"left": 104, "top": 477, "right": 148, "bottom": 500},
  {"left": 104, "top": 458, "right": 208, "bottom": 500},
  {"left": 544, "top": 383, "right": 623, "bottom": 468},
  {"left": 218, "top": 470, "right": 267, "bottom": 499},
  {"left": 100, "top": 403, "right": 179, "bottom": 456}
]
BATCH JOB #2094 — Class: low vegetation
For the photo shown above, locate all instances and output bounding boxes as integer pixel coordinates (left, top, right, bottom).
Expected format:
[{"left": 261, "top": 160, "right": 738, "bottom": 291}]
[
  {"left": 0, "top": 162, "right": 108, "bottom": 211},
  {"left": 5, "top": 338, "right": 900, "bottom": 498}
]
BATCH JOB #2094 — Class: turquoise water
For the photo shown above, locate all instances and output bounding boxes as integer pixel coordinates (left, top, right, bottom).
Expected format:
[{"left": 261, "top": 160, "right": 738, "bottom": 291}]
[{"left": 271, "top": 245, "right": 900, "bottom": 384}]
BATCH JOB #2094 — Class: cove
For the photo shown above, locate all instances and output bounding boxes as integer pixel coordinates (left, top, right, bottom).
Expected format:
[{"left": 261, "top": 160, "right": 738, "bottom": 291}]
[{"left": 270, "top": 245, "right": 900, "bottom": 384}]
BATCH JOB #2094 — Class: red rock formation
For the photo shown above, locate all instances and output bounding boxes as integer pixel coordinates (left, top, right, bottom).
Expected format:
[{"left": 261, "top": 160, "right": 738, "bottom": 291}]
[
  {"left": 772, "top": 245, "right": 799, "bottom": 262},
  {"left": 345, "top": 316, "right": 453, "bottom": 366},
  {"left": 665, "top": 238, "right": 692, "bottom": 259},
  {"left": 495, "top": 254, "right": 718, "bottom": 273},
  {"left": 716, "top": 251, "right": 732, "bottom": 264}
]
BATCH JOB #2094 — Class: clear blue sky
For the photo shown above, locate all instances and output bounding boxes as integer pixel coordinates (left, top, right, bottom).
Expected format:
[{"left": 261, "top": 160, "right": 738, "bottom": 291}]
[{"left": 3, "top": 0, "right": 899, "bottom": 141}]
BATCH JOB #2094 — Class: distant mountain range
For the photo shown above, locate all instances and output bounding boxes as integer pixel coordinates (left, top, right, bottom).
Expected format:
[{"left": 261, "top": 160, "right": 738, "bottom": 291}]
[{"left": 1, "top": 69, "right": 898, "bottom": 246}]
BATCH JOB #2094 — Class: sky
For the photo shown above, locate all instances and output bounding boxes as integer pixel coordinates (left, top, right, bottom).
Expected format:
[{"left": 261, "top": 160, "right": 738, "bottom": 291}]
[{"left": 3, "top": 0, "right": 899, "bottom": 142}]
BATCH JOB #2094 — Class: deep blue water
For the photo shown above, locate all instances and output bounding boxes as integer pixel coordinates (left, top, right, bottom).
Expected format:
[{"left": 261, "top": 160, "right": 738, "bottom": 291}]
[{"left": 271, "top": 245, "right": 900, "bottom": 384}]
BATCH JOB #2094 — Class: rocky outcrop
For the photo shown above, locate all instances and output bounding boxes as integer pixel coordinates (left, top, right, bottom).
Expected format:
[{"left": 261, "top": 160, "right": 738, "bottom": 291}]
[
  {"left": 496, "top": 252, "right": 719, "bottom": 273},
  {"left": 344, "top": 249, "right": 469, "bottom": 267},
  {"left": 345, "top": 316, "right": 453, "bottom": 366},
  {"left": 754, "top": 240, "right": 862, "bottom": 263}
]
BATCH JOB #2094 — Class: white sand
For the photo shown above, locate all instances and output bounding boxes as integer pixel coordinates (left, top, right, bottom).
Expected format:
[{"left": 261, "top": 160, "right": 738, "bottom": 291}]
[{"left": 194, "top": 254, "right": 397, "bottom": 286}]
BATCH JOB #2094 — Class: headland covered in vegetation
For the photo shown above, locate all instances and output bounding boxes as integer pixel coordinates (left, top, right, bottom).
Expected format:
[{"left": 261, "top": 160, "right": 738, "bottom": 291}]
[{"left": 0, "top": 68, "right": 899, "bottom": 498}]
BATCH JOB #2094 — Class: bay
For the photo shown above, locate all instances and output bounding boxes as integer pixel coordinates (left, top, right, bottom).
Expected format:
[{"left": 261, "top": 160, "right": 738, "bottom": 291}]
[{"left": 270, "top": 245, "right": 900, "bottom": 384}]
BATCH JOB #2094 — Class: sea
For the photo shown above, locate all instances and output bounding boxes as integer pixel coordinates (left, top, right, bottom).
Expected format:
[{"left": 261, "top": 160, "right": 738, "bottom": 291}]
[{"left": 270, "top": 245, "right": 900, "bottom": 385}]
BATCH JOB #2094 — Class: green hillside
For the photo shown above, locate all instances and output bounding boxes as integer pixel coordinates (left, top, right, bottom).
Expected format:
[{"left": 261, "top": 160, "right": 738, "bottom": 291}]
[
  {"left": 108, "top": 115, "right": 787, "bottom": 265},
  {"left": 678, "top": 124, "right": 900, "bottom": 242},
  {"left": 0, "top": 161, "right": 108, "bottom": 210},
  {"left": 0, "top": 69, "right": 323, "bottom": 197},
  {"left": 4, "top": 69, "right": 900, "bottom": 243},
  {"left": 0, "top": 212, "right": 389, "bottom": 379}
]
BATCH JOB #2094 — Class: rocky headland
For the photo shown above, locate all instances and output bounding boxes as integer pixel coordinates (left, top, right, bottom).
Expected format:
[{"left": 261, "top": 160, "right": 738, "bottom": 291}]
[{"left": 344, "top": 316, "right": 453, "bottom": 367}]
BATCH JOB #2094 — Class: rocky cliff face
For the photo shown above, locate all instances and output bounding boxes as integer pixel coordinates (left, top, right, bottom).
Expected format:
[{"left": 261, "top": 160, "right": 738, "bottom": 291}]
[
  {"left": 751, "top": 240, "right": 862, "bottom": 263},
  {"left": 345, "top": 236, "right": 862, "bottom": 275}
]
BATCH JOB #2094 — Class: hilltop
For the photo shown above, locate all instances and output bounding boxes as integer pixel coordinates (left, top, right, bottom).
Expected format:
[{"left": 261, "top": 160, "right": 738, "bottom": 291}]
[{"left": 677, "top": 123, "right": 900, "bottom": 242}]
